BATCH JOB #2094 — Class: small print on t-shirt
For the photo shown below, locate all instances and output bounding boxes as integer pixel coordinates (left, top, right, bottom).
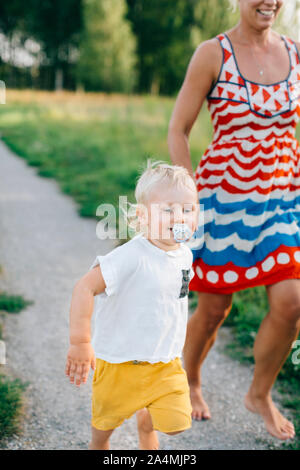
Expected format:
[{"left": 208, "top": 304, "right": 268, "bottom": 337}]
[{"left": 179, "top": 269, "right": 191, "bottom": 298}]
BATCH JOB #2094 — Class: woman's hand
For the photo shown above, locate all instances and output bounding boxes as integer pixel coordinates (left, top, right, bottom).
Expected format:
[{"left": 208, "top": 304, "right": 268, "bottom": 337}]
[{"left": 65, "top": 342, "right": 96, "bottom": 386}]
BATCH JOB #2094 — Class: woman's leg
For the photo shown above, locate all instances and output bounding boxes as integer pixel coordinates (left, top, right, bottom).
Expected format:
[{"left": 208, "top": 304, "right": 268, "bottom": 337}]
[
  {"left": 183, "top": 291, "right": 233, "bottom": 420},
  {"left": 89, "top": 426, "right": 115, "bottom": 450},
  {"left": 245, "top": 279, "right": 300, "bottom": 440}
]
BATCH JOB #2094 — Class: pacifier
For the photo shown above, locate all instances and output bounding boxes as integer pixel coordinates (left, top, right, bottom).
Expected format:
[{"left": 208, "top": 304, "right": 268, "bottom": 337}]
[{"left": 172, "top": 223, "right": 192, "bottom": 243}]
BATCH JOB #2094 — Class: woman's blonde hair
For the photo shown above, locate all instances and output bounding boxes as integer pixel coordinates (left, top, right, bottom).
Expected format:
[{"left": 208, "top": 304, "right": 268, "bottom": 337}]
[
  {"left": 228, "top": 0, "right": 237, "bottom": 12},
  {"left": 125, "top": 159, "right": 197, "bottom": 235}
]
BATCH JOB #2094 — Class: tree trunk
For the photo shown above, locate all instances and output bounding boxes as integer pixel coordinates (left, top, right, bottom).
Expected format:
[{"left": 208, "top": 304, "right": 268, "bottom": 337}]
[
  {"left": 55, "top": 67, "right": 64, "bottom": 91},
  {"left": 150, "top": 74, "right": 160, "bottom": 95},
  {"left": 76, "top": 81, "right": 85, "bottom": 93}
]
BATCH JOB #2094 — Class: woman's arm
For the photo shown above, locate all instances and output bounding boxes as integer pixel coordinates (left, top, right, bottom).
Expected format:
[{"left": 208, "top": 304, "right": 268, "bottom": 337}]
[
  {"left": 168, "top": 38, "right": 222, "bottom": 177},
  {"left": 65, "top": 265, "right": 106, "bottom": 386}
]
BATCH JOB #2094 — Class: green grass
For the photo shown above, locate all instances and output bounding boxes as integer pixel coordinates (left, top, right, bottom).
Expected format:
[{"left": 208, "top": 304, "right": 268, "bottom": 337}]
[
  {"left": 0, "top": 90, "right": 212, "bottom": 220},
  {"left": 0, "top": 293, "right": 32, "bottom": 313},
  {"left": 0, "top": 267, "right": 32, "bottom": 441},
  {"left": 0, "top": 374, "right": 26, "bottom": 442},
  {"left": 223, "top": 286, "right": 268, "bottom": 360},
  {"left": 0, "top": 290, "right": 30, "bottom": 442}
]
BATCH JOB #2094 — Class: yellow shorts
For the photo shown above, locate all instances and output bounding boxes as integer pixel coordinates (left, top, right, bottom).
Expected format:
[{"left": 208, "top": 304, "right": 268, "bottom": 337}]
[{"left": 91, "top": 356, "right": 192, "bottom": 433}]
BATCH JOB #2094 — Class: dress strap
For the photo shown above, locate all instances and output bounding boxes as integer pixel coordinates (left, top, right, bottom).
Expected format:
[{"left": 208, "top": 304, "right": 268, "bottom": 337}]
[
  {"left": 207, "top": 33, "right": 248, "bottom": 102},
  {"left": 283, "top": 36, "right": 300, "bottom": 69},
  {"left": 216, "top": 33, "right": 246, "bottom": 87},
  {"left": 283, "top": 36, "right": 300, "bottom": 104},
  {"left": 282, "top": 36, "right": 300, "bottom": 86}
]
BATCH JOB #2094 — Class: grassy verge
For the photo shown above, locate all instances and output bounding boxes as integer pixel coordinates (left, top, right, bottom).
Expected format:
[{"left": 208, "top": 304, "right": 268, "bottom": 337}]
[
  {"left": 0, "top": 291, "right": 31, "bottom": 442},
  {"left": 0, "top": 90, "right": 212, "bottom": 219},
  {"left": 0, "top": 375, "right": 26, "bottom": 442},
  {"left": 0, "top": 293, "right": 32, "bottom": 313}
]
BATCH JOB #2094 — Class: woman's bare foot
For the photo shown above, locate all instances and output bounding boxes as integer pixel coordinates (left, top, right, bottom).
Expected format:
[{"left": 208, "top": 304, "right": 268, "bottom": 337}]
[
  {"left": 244, "top": 390, "right": 295, "bottom": 440},
  {"left": 136, "top": 408, "right": 159, "bottom": 450},
  {"left": 189, "top": 384, "right": 211, "bottom": 420}
]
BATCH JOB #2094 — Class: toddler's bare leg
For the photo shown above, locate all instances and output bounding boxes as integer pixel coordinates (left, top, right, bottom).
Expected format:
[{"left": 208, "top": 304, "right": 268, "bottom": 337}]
[
  {"left": 136, "top": 408, "right": 159, "bottom": 450},
  {"left": 89, "top": 426, "right": 115, "bottom": 450}
]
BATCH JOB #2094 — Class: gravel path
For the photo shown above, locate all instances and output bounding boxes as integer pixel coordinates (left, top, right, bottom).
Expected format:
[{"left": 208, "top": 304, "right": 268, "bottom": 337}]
[{"left": 0, "top": 140, "right": 288, "bottom": 450}]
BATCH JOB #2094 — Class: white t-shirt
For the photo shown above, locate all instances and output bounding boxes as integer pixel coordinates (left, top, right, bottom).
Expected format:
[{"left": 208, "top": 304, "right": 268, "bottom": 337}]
[{"left": 89, "top": 234, "right": 194, "bottom": 364}]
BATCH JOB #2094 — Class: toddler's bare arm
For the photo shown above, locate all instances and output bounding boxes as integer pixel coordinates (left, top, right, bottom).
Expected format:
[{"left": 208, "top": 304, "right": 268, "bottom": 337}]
[{"left": 65, "top": 265, "right": 106, "bottom": 386}]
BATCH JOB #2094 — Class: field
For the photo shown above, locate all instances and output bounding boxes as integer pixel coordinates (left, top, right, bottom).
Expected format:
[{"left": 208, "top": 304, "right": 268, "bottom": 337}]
[{"left": 0, "top": 90, "right": 212, "bottom": 217}]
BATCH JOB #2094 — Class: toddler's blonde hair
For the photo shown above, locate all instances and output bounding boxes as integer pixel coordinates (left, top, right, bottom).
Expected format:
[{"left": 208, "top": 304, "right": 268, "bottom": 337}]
[
  {"left": 135, "top": 159, "right": 196, "bottom": 204},
  {"left": 126, "top": 159, "right": 197, "bottom": 235}
]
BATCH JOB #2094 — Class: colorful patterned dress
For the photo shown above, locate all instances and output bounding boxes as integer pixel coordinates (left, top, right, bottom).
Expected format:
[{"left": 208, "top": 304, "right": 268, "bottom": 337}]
[{"left": 189, "top": 33, "right": 300, "bottom": 294}]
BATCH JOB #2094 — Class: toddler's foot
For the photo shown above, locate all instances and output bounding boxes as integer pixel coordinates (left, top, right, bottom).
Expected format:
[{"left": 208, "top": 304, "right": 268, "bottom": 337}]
[
  {"left": 136, "top": 408, "right": 159, "bottom": 450},
  {"left": 244, "top": 390, "right": 295, "bottom": 440},
  {"left": 189, "top": 384, "right": 211, "bottom": 420}
]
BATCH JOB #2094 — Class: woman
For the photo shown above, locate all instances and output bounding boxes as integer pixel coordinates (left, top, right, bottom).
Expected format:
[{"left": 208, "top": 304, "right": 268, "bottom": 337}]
[{"left": 168, "top": 0, "right": 300, "bottom": 441}]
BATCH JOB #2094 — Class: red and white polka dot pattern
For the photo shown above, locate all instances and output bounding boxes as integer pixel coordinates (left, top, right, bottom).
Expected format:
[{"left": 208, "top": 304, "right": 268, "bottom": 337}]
[{"left": 191, "top": 247, "right": 300, "bottom": 294}]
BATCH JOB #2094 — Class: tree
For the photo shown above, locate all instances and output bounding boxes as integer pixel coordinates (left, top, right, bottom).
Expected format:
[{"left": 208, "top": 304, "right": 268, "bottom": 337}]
[
  {"left": 24, "top": 0, "right": 83, "bottom": 90},
  {"left": 77, "top": 0, "right": 137, "bottom": 93},
  {"left": 0, "top": 1, "right": 28, "bottom": 67},
  {"left": 192, "top": 0, "right": 238, "bottom": 43},
  {"left": 0, "top": 1, "right": 25, "bottom": 36},
  {"left": 126, "top": 0, "right": 195, "bottom": 95}
]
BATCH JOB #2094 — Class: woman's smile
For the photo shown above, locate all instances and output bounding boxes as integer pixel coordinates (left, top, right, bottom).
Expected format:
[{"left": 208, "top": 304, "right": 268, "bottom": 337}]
[{"left": 256, "top": 9, "right": 275, "bottom": 18}]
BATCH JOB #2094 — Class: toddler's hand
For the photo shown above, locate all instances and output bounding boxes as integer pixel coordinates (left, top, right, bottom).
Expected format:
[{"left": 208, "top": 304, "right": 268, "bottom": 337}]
[{"left": 65, "top": 342, "right": 96, "bottom": 387}]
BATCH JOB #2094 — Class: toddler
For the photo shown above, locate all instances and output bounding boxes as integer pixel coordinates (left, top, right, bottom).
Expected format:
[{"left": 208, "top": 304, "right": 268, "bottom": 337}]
[{"left": 65, "top": 160, "right": 199, "bottom": 450}]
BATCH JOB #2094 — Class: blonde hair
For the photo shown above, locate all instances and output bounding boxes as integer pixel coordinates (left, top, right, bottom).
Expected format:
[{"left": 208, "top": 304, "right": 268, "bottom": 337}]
[
  {"left": 126, "top": 159, "right": 197, "bottom": 235},
  {"left": 135, "top": 159, "right": 196, "bottom": 204}
]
